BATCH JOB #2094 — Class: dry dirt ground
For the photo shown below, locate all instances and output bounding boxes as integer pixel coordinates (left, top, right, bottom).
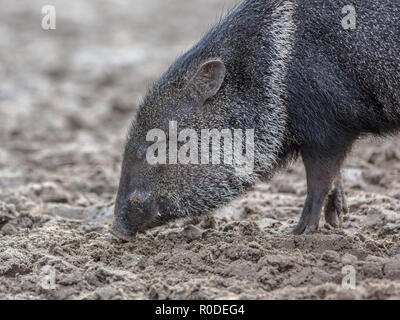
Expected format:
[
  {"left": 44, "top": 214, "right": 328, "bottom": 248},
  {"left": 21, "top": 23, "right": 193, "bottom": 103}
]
[{"left": 0, "top": 0, "right": 399, "bottom": 300}]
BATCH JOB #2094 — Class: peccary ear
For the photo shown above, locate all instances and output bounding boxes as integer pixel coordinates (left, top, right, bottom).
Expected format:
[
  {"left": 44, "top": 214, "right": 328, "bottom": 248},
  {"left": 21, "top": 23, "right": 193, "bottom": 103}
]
[{"left": 187, "top": 60, "right": 226, "bottom": 103}]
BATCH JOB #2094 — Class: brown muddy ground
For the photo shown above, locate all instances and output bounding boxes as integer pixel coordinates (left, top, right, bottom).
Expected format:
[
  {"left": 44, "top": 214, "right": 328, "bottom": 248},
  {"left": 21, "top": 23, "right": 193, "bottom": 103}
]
[{"left": 0, "top": 0, "right": 399, "bottom": 300}]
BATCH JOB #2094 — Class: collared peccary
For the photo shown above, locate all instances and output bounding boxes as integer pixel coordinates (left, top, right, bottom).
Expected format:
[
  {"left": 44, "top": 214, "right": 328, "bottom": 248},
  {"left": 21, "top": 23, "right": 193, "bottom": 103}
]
[{"left": 111, "top": 0, "right": 400, "bottom": 240}]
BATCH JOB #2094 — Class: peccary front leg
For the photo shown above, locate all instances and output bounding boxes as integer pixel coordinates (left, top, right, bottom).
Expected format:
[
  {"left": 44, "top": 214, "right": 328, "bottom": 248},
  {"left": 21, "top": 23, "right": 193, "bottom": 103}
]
[
  {"left": 293, "top": 154, "right": 344, "bottom": 235},
  {"left": 324, "top": 172, "right": 349, "bottom": 228}
]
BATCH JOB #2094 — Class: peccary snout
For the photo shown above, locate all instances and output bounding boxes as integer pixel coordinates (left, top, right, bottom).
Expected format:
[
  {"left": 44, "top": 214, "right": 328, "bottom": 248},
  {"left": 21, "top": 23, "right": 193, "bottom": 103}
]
[{"left": 112, "top": 188, "right": 158, "bottom": 241}]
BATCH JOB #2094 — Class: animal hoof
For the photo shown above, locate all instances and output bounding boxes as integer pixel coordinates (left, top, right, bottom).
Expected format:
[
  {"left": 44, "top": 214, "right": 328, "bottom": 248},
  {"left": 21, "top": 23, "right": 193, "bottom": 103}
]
[{"left": 324, "top": 187, "right": 348, "bottom": 228}]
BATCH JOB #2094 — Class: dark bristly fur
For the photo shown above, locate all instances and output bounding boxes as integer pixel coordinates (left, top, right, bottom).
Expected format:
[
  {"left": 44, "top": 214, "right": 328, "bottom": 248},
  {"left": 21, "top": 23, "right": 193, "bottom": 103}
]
[{"left": 112, "top": 0, "right": 400, "bottom": 240}]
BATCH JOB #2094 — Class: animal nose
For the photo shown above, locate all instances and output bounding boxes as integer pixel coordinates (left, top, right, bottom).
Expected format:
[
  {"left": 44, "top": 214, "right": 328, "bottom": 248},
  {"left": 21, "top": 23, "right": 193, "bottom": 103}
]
[
  {"left": 111, "top": 202, "right": 137, "bottom": 241},
  {"left": 112, "top": 188, "right": 158, "bottom": 241}
]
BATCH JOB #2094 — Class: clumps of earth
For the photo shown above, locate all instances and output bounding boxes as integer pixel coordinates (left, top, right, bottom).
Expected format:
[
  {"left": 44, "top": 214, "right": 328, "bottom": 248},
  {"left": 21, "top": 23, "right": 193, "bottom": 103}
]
[
  {"left": 0, "top": 0, "right": 399, "bottom": 300},
  {"left": 1, "top": 163, "right": 400, "bottom": 300}
]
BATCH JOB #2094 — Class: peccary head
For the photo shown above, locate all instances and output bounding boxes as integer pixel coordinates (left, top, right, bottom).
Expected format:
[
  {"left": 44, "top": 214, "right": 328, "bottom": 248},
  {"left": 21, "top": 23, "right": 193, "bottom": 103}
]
[{"left": 112, "top": 59, "right": 252, "bottom": 240}]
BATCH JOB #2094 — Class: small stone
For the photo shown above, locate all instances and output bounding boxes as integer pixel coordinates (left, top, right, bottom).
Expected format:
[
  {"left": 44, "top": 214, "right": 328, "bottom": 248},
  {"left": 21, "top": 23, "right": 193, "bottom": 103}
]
[
  {"left": 322, "top": 250, "right": 340, "bottom": 263},
  {"left": 1, "top": 223, "right": 17, "bottom": 235},
  {"left": 248, "top": 241, "right": 261, "bottom": 249},
  {"left": 357, "top": 233, "right": 366, "bottom": 242},
  {"left": 121, "top": 253, "right": 142, "bottom": 268},
  {"left": 365, "top": 240, "right": 379, "bottom": 252},
  {"left": 200, "top": 215, "right": 216, "bottom": 229},
  {"left": 183, "top": 225, "right": 202, "bottom": 241},
  {"left": 365, "top": 255, "right": 386, "bottom": 263},
  {"left": 59, "top": 271, "right": 83, "bottom": 286},
  {"left": 54, "top": 287, "right": 76, "bottom": 300},
  {"left": 153, "top": 253, "right": 169, "bottom": 264},
  {"left": 383, "top": 255, "right": 400, "bottom": 279},
  {"left": 342, "top": 253, "right": 358, "bottom": 265},
  {"left": 95, "top": 286, "right": 119, "bottom": 300}
]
